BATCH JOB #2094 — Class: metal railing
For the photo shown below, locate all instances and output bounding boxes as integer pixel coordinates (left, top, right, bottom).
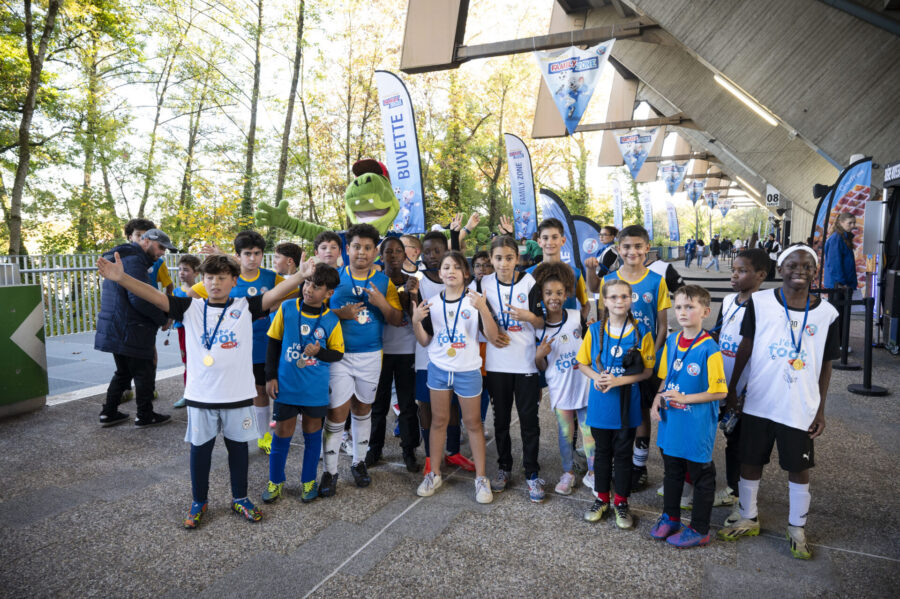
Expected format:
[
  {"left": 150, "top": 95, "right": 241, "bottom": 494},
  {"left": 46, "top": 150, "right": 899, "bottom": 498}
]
[{"left": 0, "top": 252, "right": 277, "bottom": 337}]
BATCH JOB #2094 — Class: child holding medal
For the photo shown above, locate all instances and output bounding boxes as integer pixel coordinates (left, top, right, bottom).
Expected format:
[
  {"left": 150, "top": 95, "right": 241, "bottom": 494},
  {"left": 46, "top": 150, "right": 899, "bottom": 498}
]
[
  {"left": 95, "top": 253, "right": 312, "bottom": 529},
  {"left": 649, "top": 285, "right": 727, "bottom": 548},
  {"left": 411, "top": 251, "right": 500, "bottom": 503},
  {"left": 717, "top": 244, "right": 839, "bottom": 560},
  {"left": 262, "top": 264, "right": 343, "bottom": 504},
  {"left": 576, "top": 279, "right": 655, "bottom": 528}
]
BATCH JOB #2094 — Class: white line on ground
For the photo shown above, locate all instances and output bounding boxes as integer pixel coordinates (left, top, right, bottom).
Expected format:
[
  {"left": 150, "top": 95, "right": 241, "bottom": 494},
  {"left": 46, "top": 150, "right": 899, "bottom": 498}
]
[{"left": 46, "top": 367, "right": 183, "bottom": 406}]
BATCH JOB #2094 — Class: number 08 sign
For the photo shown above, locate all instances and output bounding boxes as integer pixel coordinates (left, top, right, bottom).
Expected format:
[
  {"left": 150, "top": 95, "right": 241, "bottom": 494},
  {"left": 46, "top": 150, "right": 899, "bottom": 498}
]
[{"left": 766, "top": 184, "right": 781, "bottom": 207}]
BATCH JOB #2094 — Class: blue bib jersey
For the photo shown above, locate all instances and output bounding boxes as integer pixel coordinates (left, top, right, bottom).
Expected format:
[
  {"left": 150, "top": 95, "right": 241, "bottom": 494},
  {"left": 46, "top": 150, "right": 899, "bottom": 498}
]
[
  {"left": 601, "top": 269, "right": 671, "bottom": 339},
  {"left": 330, "top": 267, "right": 400, "bottom": 353},
  {"left": 172, "top": 285, "right": 189, "bottom": 329},
  {"left": 655, "top": 331, "right": 728, "bottom": 463}
]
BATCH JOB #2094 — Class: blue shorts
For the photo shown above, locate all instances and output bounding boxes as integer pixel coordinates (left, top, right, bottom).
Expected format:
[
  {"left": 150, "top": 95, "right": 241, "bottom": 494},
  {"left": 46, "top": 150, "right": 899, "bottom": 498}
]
[{"left": 426, "top": 363, "right": 482, "bottom": 398}]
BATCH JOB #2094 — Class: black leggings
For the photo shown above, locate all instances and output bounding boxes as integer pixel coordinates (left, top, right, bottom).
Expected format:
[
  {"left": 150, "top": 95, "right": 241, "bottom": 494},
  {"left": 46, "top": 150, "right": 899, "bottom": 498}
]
[
  {"left": 486, "top": 371, "right": 541, "bottom": 477},
  {"left": 190, "top": 437, "right": 249, "bottom": 503},
  {"left": 662, "top": 453, "right": 715, "bottom": 535},
  {"left": 370, "top": 353, "right": 418, "bottom": 456},
  {"left": 591, "top": 427, "right": 636, "bottom": 497}
]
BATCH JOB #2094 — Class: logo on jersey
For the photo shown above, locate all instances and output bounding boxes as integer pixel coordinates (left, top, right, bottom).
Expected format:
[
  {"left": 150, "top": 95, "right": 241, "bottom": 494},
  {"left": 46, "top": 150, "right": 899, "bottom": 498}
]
[
  {"left": 516, "top": 292, "right": 527, "bottom": 303},
  {"left": 610, "top": 345, "right": 624, "bottom": 358},
  {"left": 642, "top": 291, "right": 653, "bottom": 304},
  {"left": 573, "top": 329, "right": 581, "bottom": 339},
  {"left": 261, "top": 286, "right": 269, "bottom": 293},
  {"left": 247, "top": 286, "right": 258, "bottom": 296},
  {"left": 242, "top": 418, "right": 252, "bottom": 430},
  {"left": 461, "top": 309, "right": 472, "bottom": 320},
  {"left": 631, "top": 292, "right": 639, "bottom": 302},
  {"left": 560, "top": 334, "right": 569, "bottom": 343},
  {"left": 301, "top": 324, "right": 310, "bottom": 336},
  {"left": 805, "top": 324, "right": 817, "bottom": 336},
  {"left": 314, "top": 327, "right": 325, "bottom": 340},
  {"left": 229, "top": 309, "right": 242, "bottom": 319},
  {"left": 686, "top": 363, "right": 701, "bottom": 376}
]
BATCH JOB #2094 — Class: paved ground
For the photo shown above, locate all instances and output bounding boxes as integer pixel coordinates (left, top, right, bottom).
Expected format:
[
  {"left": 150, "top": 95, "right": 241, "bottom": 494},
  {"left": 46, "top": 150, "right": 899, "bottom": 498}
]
[{"left": 5, "top": 262, "right": 899, "bottom": 598}]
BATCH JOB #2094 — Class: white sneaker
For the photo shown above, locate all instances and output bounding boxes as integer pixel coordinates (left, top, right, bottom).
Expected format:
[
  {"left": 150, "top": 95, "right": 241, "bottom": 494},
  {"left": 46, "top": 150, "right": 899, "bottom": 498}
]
[
  {"left": 657, "top": 484, "right": 692, "bottom": 509},
  {"left": 554, "top": 472, "right": 576, "bottom": 495},
  {"left": 475, "top": 476, "right": 493, "bottom": 504},
  {"left": 713, "top": 486, "right": 737, "bottom": 507},
  {"left": 724, "top": 507, "right": 741, "bottom": 527},
  {"left": 417, "top": 472, "right": 442, "bottom": 497},
  {"left": 582, "top": 471, "right": 595, "bottom": 493},
  {"left": 340, "top": 430, "right": 352, "bottom": 456}
]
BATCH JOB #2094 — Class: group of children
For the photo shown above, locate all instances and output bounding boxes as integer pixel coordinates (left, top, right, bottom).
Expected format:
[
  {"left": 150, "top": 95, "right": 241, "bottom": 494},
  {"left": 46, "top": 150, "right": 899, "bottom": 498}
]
[{"left": 96, "top": 216, "right": 838, "bottom": 560}]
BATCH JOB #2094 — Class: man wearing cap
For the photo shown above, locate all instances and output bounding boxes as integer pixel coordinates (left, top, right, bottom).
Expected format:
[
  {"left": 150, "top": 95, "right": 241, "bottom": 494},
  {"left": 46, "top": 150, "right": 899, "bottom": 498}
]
[{"left": 95, "top": 228, "right": 177, "bottom": 427}]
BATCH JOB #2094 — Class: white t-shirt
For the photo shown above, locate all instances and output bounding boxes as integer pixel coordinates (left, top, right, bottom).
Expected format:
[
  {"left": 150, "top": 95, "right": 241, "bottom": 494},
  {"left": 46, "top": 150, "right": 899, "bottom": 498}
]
[
  {"left": 472, "top": 272, "right": 539, "bottom": 374},
  {"left": 742, "top": 289, "right": 839, "bottom": 430},
  {"left": 535, "top": 309, "right": 589, "bottom": 410},
  {"left": 717, "top": 293, "right": 750, "bottom": 394},
  {"left": 421, "top": 292, "right": 482, "bottom": 372},
  {"left": 414, "top": 274, "right": 445, "bottom": 370},
  {"left": 382, "top": 275, "right": 416, "bottom": 355}
]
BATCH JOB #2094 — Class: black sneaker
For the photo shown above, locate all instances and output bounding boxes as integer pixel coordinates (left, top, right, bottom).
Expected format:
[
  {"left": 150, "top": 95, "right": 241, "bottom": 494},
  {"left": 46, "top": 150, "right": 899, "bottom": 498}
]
[
  {"left": 99, "top": 411, "right": 129, "bottom": 427},
  {"left": 350, "top": 462, "right": 371, "bottom": 487},
  {"left": 364, "top": 450, "right": 381, "bottom": 468},
  {"left": 403, "top": 453, "right": 420, "bottom": 473},
  {"left": 134, "top": 412, "right": 172, "bottom": 428},
  {"left": 630, "top": 466, "right": 648, "bottom": 491},
  {"left": 318, "top": 472, "right": 338, "bottom": 497}
]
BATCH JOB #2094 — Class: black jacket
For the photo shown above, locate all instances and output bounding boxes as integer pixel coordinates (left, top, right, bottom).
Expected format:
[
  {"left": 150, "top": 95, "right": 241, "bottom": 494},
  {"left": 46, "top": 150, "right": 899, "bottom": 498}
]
[{"left": 94, "top": 242, "right": 167, "bottom": 359}]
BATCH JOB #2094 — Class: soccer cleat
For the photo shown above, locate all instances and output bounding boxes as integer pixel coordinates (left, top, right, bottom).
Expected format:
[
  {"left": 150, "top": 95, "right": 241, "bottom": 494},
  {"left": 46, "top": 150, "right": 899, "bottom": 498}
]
[
  {"left": 122, "top": 389, "right": 158, "bottom": 403},
  {"left": 723, "top": 507, "right": 742, "bottom": 528},
  {"left": 490, "top": 470, "right": 511, "bottom": 493},
  {"left": 350, "top": 462, "right": 371, "bottom": 487},
  {"left": 613, "top": 502, "right": 634, "bottom": 529},
  {"left": 787, "top": 525, "right": 812, "bottom": 559},
  {"left": 445, "top": 453, "right": 475, "bottom": 472},
  {"left": 134, "top": 412, "right": 171, "bottom": 428},
  {"left": 173, "top": 397, "right": 186, "bottom": 409},
  {"left": 584, "top": 499, "right": 609, "bottom": 523},
  {"left": 232, "top": 498, "right": 262, "bottom": 522},
  {"left": 257, "top": 432, "right": 272, "bottom": 455},
  {"left": 475, "top": 476, "right": 493, "bottom": 504},
  {"left": 554, "top": 472, "right": 577, "bottom": 496},
  {"left": 526, "top": 477, "right": 546, "bottom": 503},
  {"left": 717, "top": 517, "right": 761, "bottom": 541},
  {"left": 262, "top": 480, "right": 283, "bottom": 504},
  {"left": 183, "top": 501, "right": 207, "bottom": 529},
  {"left": 582, "top": 471, "right": 595, "bottom": 495},
  {"left": 340, "top": 431, "right": 352, "bottom": 456},
  {"left": 403, "top": 453, "right": 420, "bottom": 473},
  {"left": 318, "top": 472, "right": 338, "bottom": 498},
  {"left": 631, "top": 466, "right": 648, "bottom": 491},
  {"left": 301, "top": 480, "right": 318, "bottom": 503},
  {"left": 99, "top": 411, "right": 129, "bottom": 427},
  {"left": 650, "top": 513, "right": 683, "bottom": 540},
  {"left": 666, "top": 526, "right": 711, "bottom": 548},
  {"left": 713, "top": 487, "right": 737, "bottom": 507},
  {"left": 657, "top": 484, "right": 664, "bottom": 497},
  {"left": 417, "top": 472, "right": 442, "bottom": 497}
]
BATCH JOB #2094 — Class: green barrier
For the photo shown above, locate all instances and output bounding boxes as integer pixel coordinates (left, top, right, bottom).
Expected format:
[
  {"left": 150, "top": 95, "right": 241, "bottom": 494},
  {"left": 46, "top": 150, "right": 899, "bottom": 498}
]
[{"left": 0, "top": 284, "right": 48, "bottom": 417}]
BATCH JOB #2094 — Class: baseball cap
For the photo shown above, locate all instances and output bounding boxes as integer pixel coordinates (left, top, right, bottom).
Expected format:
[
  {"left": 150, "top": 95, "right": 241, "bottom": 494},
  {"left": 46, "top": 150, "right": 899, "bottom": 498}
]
[
  {"left": 142, "top": 229, "right": 178, "bottom": 252},
  {"left": 352, "top": 158, "right": 390, "bottom": 181}
]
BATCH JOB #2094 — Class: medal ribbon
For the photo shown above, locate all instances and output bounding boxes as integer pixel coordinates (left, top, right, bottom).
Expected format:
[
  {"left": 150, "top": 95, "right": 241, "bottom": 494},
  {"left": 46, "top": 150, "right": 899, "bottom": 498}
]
[
  {"left": 297, "top": 300, "right": 324, "bottom": 348},
  {"left": 662, "top": 331, "right": 704, "bottom": 404},
  {"left": 346, "top": 266, "right": 375, "bottom": 312},
  {"left": 203, "top": 298, "right": 233, "bottom": 353},
  {"left": 495, "top": 273, "right": 518, "bottom": 330},
  {"left": 536, "top": 309, "right": 568, "bottom": 345},
  {"left": 601, "top": 318, "right": 630, "bottom": 374},
  {"left": 442, "top": 292, "right": 463, "bottom": 346},
  {"left": 780, "top": 288, "right": 810, "bottom": 357},
  {"left": 709, "top": 297, "right": 748, "bottom": 335}
]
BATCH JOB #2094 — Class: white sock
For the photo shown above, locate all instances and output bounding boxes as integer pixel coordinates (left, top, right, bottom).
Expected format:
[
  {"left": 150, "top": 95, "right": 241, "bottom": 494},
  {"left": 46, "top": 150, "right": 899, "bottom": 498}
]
[
  {"left": 632, "top": 446, "right": 649, "bottom": 468},
  {"left": 351, "top": 412, "right": 371, "bottom": 465},
  {"left": 738, "top": 477, "right": 760, "bottom": 519},
  {"left": 323, "top": 419, "right": 344, "bottom": 474},
  {"left": 788, "top": 481, "right": 811, "bottom": 527},
  {"left": 253, "top": 406, "right": 269, "bottom": 438}
]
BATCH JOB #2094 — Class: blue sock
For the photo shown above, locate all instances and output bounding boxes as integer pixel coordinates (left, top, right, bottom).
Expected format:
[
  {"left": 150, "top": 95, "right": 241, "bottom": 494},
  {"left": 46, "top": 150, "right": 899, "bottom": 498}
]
[
  {"left": 190, "top": 437, "right": 216, "bottom": 504},
  {"left": 223, "top": 436, "right": 249, "bottom": 499},
  {"left": 446, "top": 425, "right": 461, "bottom": 455},
  {"left": 269, "top": 433, "right": 292, "bottom": 484},
  {"left": 421, "top": 427, "right": 430, "bottom": 457},
  {"left": 301, "top": 429, "right": 322, "bottom": 484}
]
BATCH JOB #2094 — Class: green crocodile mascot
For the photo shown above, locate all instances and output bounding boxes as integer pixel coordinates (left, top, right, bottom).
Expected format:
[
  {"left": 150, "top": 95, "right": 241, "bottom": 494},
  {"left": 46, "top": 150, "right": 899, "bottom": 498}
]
[{"left": 255, "top": 159, "right": 399, "bottom": 239}]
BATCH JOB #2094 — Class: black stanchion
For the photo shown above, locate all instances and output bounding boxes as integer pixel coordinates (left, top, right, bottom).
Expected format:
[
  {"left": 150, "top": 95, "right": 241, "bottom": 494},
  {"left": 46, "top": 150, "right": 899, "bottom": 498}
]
[
  {"left": 848, "top": 296, "right": 889, "bottom": 396},
  {"left": 832, "top": 287, "right": 861, "bottom": 371}
]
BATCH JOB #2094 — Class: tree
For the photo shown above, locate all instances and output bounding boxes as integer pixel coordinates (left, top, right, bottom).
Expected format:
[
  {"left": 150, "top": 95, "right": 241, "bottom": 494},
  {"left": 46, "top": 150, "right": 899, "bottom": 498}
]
[{"left": 239, "top": 0, "right": 263, "bottom": 218}]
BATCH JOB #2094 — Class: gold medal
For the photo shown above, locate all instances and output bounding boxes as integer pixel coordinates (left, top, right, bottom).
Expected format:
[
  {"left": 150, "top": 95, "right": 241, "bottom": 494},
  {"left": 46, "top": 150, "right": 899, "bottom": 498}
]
[
  {"left": 203, "top": 354, "right": 214, "bottom": 367},
  {"left": 356, "top": 313, "right": 367, "bottom": 324},
  {"left": 296, "top": 358, "right": 306, "bottom": 369},
  {"left": 447, "top": 347, "right": 456, "bottom": 357},
  {"left": 792, "top": 358, "right": 804, "bottom": 370}
]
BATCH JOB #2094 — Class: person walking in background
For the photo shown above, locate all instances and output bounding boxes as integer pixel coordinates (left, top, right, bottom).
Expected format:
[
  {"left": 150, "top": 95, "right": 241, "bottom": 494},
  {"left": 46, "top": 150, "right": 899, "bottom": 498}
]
[
  {"left": 706, "top": 235, "right": 721, "bottom": 272},
  {"left": 684, "top": 238, "right": 695, "bottom": 268},
  {"left": 696, "top": 239, "right": 706, "bottom": 269},
  {"left": 823, "top": 212, "right": 857, "bottom": 353}
]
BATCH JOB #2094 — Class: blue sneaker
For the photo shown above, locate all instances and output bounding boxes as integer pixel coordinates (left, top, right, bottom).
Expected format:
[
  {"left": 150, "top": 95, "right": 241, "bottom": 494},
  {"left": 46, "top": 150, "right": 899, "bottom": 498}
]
[
  {"left": 526, "top": 476, "right": 546, "bottom": 503},
  {"left": 667, "top": 526, "right": 711, "bottom": 548},
  {"left": 183, "top": 501, "right": 207, "bottom": 529},
  {"left": 650, "top": 513, "right": 682, "bottom": 540},
  {"left": 393, "top": 421, "right": 400, "bottom": 437},
  {"left": 232, "top": 498, "right": 262, "bottom": 522},
  {"left": 301, "top": 480, "right": 318, "bottom": 503}
]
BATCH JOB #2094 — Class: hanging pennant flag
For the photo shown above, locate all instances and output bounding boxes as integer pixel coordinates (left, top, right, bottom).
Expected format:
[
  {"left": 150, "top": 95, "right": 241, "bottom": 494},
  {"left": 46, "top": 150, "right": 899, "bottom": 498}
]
[
  {"left": 571, "top": 215, "right": 605, "bottom": 275},
  {"left": 687, "top": 179, "right": 705, "bottom": 205},
  {"left": 666, "top": 201, "right": 680, "bottom": 242},
  {"left": 538, "top": 188, "right": 579, "bottom": 270},
  {"left": 615, "top": 128, "right": 660, "bottom": 180},
  {"left": 375, "top": 71, "right": 426, "bottom": 234},
  {"left": 611, "top": 178, "right": 623, "bottom": 229},
  {"left": 534, "top": 39, "right": 615, "bottom": 135},
  {"left": 705, "top": 191, "right": 719, "bottom": 209},
  {"left": 717, "top": 196, "right": 733, "bottom": 217},
  {"left": 640, "top": 186, "right": 654, "bottom": 239},
  {"left": 659, "top": 162, "right": 687, "bottom": 196},
  {"left": 503, "top": 133, "right": 537, "bottom": 240}
]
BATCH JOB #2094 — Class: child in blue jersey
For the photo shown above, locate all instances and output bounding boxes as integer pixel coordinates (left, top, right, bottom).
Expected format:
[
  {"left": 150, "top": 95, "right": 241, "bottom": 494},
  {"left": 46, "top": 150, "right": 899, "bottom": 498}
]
[
  {"left": 190, "top": 230, "right": 288, "bottom": 455},
  {"left": 263, "top": 264, "right": 343, "bottom": 504},
  {"left": 577, "top": 278, "right": 655, "bottom": 528},
  {"left": 649, "top": 285, "right": 727, "bottom": 548},
  {"left": 599, "top": 225, "right": 671, "bottom": 491},
  {"left": 172, "top": 255, "right": 201, "bottom": 408},
  {"left": 412, "top": 251, "right": 500, "bottom": 503},
  {"left": 526, "top": 218, "right": 590, "bottom": 319},
  {"left": 320, "top": 224, "right": 403, "bottom": 496}
]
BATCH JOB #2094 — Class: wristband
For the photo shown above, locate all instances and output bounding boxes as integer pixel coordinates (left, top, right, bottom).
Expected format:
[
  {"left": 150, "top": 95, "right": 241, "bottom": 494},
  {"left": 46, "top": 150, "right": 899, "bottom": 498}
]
[{"left": 462, "top": 226, "right": 471, "bottom": 234}]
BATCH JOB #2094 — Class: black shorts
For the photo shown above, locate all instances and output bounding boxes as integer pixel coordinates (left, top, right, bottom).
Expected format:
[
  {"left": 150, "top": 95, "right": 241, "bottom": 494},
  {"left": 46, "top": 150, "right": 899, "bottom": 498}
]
[
  {"left": 739, "top": 413, "right": 814, "bottom": 472},
  {"left": 639, "top": 376, "right": 659, "bottom": 410},
  {"left": 253, "top": 363, "right": 266, "bottom": 387},
  {"left": 273, "top": 401, "right": 328, "bottom": 421}
]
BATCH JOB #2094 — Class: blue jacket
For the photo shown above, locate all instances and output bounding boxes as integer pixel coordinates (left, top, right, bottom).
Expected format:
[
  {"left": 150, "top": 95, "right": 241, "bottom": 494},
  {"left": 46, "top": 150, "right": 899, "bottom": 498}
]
[
  {"left": 823, "top": 232, "right": 857, "bottom": 289},
  {"left": 94, "top": 242, "right": 168, "bottom": 359}
]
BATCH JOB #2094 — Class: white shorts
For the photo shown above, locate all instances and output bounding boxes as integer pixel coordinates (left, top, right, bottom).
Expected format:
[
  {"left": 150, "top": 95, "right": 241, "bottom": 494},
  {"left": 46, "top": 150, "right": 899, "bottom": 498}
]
[
  {"left": 184, "top": 405, "right": 258, "bottom": 446},
  {"left": 328, "top": 350, "right": 382, "bottom": 408}
]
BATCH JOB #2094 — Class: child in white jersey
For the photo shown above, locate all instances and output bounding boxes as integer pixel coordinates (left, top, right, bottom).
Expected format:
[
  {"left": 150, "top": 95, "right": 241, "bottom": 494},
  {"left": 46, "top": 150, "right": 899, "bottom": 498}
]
[
  {"left": 717, "top": 244, "right": 840, "bottom": 560},
  {"left": 412, "top": 251, "right": 500, "bottom": 503},
  {"left": 532, "top": 262, "right": 595, "bottom": 496}
]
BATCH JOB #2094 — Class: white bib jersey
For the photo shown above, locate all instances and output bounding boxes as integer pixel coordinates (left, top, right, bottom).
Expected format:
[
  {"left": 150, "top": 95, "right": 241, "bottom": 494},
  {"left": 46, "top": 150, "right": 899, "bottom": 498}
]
[
  {"left": 716, "top": 293, "right": 751, "bottom": 394},
  {"left": 167, "top": 296, "right": 267, "bottom": 405},
  {"left": 472, "top": 272, "right": 542, "bottom": 374},
  {"left": 420, "top": 292, "right": 483, "bottom": 372},
  {"left": 414, "top": 274, "right": 445, "bottom": 370},
  {"left": 535, "top": 308, "right": 589, "bottom": 410},
  {"left": 741, "top": 289, "right": 840, "bottom": 430}
]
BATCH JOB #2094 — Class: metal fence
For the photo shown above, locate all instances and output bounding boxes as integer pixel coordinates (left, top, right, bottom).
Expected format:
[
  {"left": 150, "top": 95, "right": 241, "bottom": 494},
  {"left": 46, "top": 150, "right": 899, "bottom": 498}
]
[{"left": 0, "top": 252, "right": 277, "bottom": 337}]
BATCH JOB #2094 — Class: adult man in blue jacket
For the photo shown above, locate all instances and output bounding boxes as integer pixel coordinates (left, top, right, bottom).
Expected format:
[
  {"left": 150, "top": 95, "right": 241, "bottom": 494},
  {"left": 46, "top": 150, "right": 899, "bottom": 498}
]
[{"left": 96, "top": 229, "right": 177, "bottom": 427}]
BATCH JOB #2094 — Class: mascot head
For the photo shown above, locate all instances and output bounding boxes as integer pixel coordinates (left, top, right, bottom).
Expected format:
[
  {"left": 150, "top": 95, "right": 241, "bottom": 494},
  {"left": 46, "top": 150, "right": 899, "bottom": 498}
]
[{"left": 345, "top": 159, "right": 399, "bottom": 235}]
